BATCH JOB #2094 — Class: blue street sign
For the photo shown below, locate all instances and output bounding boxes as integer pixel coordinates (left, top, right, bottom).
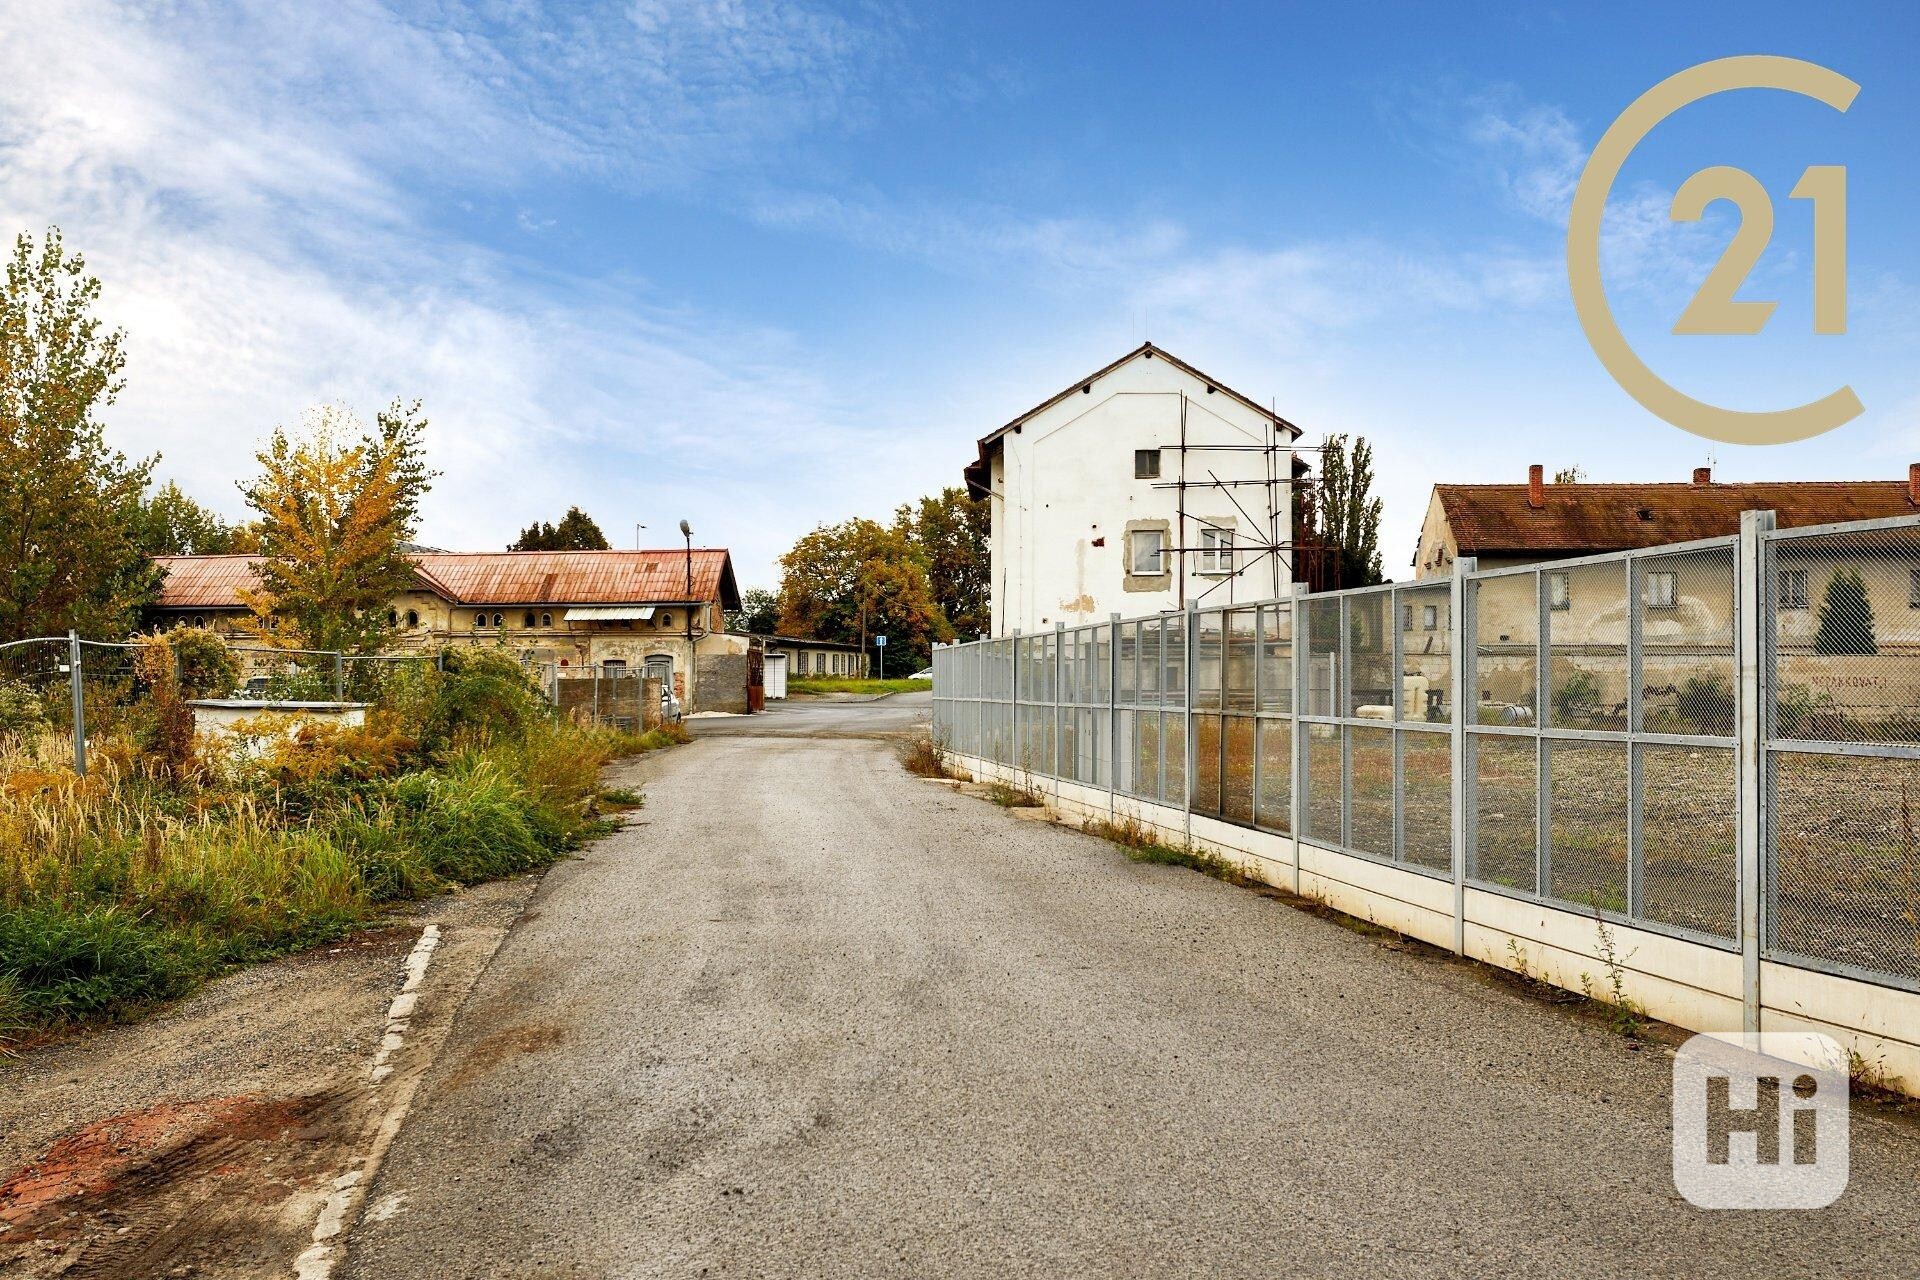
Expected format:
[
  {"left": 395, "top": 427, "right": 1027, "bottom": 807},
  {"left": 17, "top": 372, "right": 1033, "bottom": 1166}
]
[{"left": 875, "top": 635, "right": 887, "bottom": 646}]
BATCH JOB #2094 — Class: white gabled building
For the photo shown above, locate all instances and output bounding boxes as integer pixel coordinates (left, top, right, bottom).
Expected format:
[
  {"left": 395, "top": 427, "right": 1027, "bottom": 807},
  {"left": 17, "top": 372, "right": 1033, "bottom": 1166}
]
[{"left": 963, "top": 343, "right": 1301, "bottom": 636}]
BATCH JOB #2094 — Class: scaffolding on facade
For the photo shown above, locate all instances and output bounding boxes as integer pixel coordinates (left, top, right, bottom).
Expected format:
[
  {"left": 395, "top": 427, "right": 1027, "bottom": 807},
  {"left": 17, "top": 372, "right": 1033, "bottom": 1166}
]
[{"left": 1148, "top": 393, "right": 1343, "bottom": 605}]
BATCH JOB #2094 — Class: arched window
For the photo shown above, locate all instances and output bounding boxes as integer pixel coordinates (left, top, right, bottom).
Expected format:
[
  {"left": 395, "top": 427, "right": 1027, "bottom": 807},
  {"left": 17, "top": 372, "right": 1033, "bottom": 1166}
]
[
  {"left": 406, "top": 610, "right": 419, "bottom": 627},
  {"left": 540, "top": 612, "right": 552, "bottom": 627},
  {"left": 523, "top": 610, "right": 536, "bottom": 628},
  {"left": 659, "top": 611, "right": 674, "bottom": 629},
  {"left": 191, "top": 614, "right": 205, "bottom": 628},
  {"left": 492, "top": 613, "right": 504, "bottom": 629},
  {"left": 388, "top": 609, "right": 399, "bottom": 627}
]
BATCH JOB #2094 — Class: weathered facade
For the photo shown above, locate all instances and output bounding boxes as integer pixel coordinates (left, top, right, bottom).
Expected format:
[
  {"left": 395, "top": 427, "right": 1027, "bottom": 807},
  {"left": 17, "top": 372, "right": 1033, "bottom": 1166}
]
[
  {"left": 1415, "top": 464, "right": 1920, "bottom": 716},
  {"left": 149, "top": 549, "right": 755, "bottom": 713},
  {"left": 964, "top": 344, "right": 1299, "bottom": 636}
]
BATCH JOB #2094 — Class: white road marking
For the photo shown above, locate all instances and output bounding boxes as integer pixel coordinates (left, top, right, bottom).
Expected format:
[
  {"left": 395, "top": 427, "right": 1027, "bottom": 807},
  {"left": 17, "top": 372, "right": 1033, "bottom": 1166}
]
[{"left": 293, "top": 924, "right": 440, "bottom": 1280}]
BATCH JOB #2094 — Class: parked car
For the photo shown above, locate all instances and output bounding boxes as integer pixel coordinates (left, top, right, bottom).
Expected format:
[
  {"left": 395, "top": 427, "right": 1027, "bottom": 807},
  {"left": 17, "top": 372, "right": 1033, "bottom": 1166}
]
[
  {"left": 908, "top": 668, "right": 933, "bottom": 680},
  {"left": 661, "top": 686, "right": 683, "bottom": 723}
]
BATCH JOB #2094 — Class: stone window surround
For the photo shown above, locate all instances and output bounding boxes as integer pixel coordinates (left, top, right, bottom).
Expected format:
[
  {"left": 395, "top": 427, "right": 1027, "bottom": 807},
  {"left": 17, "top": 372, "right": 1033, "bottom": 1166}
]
[{"left": 1123, "top": 518, "right": 1172, "bottom": 592}]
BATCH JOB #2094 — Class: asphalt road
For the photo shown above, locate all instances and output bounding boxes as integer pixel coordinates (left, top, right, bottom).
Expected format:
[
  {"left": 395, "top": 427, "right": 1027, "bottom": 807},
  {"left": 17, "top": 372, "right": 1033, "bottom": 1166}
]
[
  {"left": 341, "top": 695, "right": 1920, "bottom": 1278},
  {"left": 692, "top": 690, "right": 934, "bottom": 737}
]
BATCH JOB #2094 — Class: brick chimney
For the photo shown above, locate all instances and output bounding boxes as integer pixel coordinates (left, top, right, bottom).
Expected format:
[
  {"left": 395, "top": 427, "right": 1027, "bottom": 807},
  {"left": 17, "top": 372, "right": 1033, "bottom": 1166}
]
[
  {"left": 1693, "top": 466, "right": 1712, "bottom": 485},
  {"left": 1527, "top": 463, "right": 1544, "bottom": 509},
  {"left": 1909, "top": 462, "right": 1920, "bottom": 507}
]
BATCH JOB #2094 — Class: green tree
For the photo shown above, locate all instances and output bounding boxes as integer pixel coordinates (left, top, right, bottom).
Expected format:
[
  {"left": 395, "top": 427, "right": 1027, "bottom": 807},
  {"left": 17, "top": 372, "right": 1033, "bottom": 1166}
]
[
  {"left": 896, "top": 486, "right": 989, "bottom": 640},
  {"left": 1313, "top": 434, "right": 1384, "bottom": 588},
  {"left": 776, "top": 518, "right": 948, "bottom": 675},
  {"left": 510, "top": 506, "right": 610, "bottom": 550},
  {"left": 1553, "top": 465, "right": 1586, "bottom": 484},
  {"left": 1813, "top": 567, "right": 1876, "bottom": 656},
  {"left": 726, "top": 586, "right": 780, "bottom": 635},
  {"left": 134, "top": 480, "right": 245, "bottom": 555},
  {"left": 238, "top": 401, "right": 435, "bottom": 655},
  {"left": 0, "top": 228, "right": 159, "bottom": 641}
]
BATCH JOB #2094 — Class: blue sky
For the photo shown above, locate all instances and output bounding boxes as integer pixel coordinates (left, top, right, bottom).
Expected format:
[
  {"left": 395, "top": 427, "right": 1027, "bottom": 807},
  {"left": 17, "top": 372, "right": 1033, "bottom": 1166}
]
[{"left": 2, "top": 1, "right": 1917, "bottom": 586}]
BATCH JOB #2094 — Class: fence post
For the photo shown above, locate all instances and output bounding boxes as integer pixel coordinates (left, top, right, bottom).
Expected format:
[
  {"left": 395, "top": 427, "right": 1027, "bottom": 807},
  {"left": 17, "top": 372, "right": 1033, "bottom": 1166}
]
[
  {"left": 333, "top": 651, "right": 345, "bottom": 702},
  {"left": 68, "top": 630, "right": 86, "bottom": 777},
  {"left": 1449, "top": 558, "right": 1476, "bottom": 956},
  {"left": 1010, "top": 628, "right": 1022, "bottom": 784},
  {"left": 1737, "top": 509, "right": 1774, "bottom": 1042},
  {"left": 1184, "top": 599, "right": 1198, "bottom": 850},
  {"left": 1108, "top": 612, "right": 1121, "bottom": 821},
  {"left": 1290, "top": 583, "right": 1307, "bottom": 894}
]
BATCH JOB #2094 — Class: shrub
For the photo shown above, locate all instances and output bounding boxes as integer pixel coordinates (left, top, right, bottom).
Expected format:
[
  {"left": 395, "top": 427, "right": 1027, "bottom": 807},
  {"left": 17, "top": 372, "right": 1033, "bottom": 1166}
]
[
  {"left": 168, "top": 626, "right": 242, "bottom": 698},
  {"left": 132, "top": 635, "right": 197, "bottom": 783},
  {"left": 1676, "top": 674, "right": 1734, "bottom": 735},
  {"left": 0, "top": 680, "right": 48, "bottom": 740},
  {"left": 1552, "top": 670, "right": 1602, "bottom": 722},
  {"left": 1814, "top": 567, "right": 1877, "bottom": 656},
  {"left": 414, "top": 649, "right": 547, "bottom": 751}
]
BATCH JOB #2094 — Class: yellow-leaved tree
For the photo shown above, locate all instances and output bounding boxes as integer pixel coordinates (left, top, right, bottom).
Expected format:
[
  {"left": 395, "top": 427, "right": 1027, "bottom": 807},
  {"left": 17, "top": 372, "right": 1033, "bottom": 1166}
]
[{"left": 238, "top": 402, "right": 434, "bottom": 655}]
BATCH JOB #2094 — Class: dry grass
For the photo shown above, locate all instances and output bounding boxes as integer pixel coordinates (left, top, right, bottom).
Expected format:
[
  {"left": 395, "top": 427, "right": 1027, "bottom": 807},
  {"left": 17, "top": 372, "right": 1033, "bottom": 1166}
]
[{"left": 0, "top": 652, "right": 679, "bottom": 1044}]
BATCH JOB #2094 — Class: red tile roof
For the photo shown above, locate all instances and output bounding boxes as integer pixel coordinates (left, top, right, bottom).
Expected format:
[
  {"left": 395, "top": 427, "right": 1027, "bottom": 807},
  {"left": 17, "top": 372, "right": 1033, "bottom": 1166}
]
[
  {"left": 154, "top": 550, "right": 740, "bottom": 610},
  {"left": 1436, "top": 481, "right": 1920, "bottom": 555}
]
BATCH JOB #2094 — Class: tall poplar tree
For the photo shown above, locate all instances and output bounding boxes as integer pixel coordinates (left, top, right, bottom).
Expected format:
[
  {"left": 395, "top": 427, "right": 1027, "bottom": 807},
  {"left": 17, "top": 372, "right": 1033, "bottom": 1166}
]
[{"left": 0, "top": 228, "right": 158, "bottom": 641}]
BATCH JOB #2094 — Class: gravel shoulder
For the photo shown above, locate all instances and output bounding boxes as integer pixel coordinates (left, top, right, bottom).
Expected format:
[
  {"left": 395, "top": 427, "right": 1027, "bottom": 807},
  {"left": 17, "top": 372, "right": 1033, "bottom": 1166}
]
[
  {"left": 0, "top": 871, "right": 541, "bottom": 1277},
  {"left": 339, "top": 705, "right": 1920, "bottom": 1279}
]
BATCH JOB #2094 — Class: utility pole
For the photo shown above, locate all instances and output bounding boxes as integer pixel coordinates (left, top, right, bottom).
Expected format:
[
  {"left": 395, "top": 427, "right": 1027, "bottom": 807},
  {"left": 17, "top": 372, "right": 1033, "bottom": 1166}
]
[{"left": 680, "top": 519, "right": 694, "bottom": 702}]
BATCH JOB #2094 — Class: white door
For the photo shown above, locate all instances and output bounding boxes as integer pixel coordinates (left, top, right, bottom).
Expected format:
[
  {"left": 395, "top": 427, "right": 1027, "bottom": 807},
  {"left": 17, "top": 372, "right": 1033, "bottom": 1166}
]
[{"left": 765, "top": 652, "right": 788, "bottom": 700}]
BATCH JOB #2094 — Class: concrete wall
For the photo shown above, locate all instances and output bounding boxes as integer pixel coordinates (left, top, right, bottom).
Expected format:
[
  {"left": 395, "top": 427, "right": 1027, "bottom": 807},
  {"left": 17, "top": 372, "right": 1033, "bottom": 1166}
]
[
  {"left": 989, "top": 351, "right": 1291, "bottom": 635},
  {"left": 944, "top": 746, "right": 1920, "bottom": 1095},
  {"left": 696, "top": 650, "right": 752, "bottom": 714}
]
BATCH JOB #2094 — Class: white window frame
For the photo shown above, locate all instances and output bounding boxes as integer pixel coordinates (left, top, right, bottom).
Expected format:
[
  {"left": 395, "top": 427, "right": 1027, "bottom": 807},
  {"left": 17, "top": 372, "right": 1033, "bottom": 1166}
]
[
  {"left": 1197, "top": 525, "right": 1234, "bottom": 576},
  {"left": 1779, "top": 567, "right": 1809, "bottom": 610},
  {"left": 1421, "top": 604, "right": 1438, "bottom": 631},
  {"left": 1130, "top": 527, "right": 1166, "bottom": 575},
  {"left": 1645, "top": 570, "right": 1678, "bottom": 610}
]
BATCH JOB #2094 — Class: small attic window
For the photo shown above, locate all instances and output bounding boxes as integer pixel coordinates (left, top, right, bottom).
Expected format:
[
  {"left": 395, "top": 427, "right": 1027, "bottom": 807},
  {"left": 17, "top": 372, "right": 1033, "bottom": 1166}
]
[
  {"left": 1082, "top": 384, "right": 1091, "bottom": 393},
  {"left": 1637, "top": 507, "right": 1654, "bottom": 521},
  {"left": 1135, "top": 449, "right": 1162, "bottom": 479},
  {"left": 1205, "top": 385, "right": 1216, "bottom": 394}
]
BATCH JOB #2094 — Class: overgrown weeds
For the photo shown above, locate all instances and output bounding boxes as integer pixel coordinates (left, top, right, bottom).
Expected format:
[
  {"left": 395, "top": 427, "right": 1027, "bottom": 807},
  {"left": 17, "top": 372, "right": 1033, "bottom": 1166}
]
[
  {"left": 986, "top": 780, "right": 1044, "bottom": 808},
  {"left": 1579, "top": 894, "right": 1648, "bottom": 1039},
  {"left": 0, "top": 640, "right": 681, "bottom": 1045},
  {"left": 901, "top": 734, "right": 949, "bottom": 778},
  {"left": 1082, "top": 816, "right": 1252, "bottom": 885}
]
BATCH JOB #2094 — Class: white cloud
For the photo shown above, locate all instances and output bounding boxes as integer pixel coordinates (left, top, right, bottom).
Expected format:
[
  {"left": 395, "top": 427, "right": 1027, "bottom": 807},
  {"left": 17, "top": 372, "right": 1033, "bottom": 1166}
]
[{"left": 0, "top": 0, "right": 914, "bottom": 584}]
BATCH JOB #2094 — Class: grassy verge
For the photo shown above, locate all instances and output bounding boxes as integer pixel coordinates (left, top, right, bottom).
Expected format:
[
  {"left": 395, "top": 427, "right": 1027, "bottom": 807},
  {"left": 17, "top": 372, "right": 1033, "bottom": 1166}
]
[
  {"left": 0, "top": 647, "right": 684, "bottom": 1046},
  {"left": 787, "top": 676, "right": 931, "bottom": 696}
]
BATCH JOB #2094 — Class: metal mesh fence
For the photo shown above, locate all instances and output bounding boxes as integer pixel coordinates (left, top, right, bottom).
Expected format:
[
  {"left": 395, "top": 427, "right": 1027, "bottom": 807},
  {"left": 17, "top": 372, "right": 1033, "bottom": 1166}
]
[
  {"left": 1765, "top": 519, "right": 1920, "bottom": 984},
  {"left": 932, "top": 511, "right": 1920, "bottom": 995}
]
